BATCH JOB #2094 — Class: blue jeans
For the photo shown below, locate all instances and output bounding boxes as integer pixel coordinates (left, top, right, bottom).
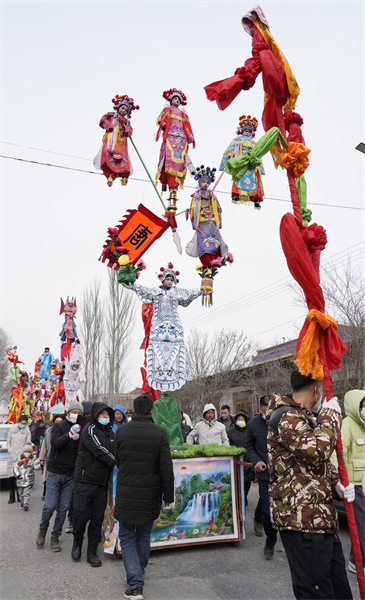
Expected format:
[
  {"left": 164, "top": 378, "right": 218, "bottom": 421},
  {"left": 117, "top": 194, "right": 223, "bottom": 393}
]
[
  {"left": 39, "top": 471, "right": 74, "bottom": 538},
  {"left": 118, "top": 522, "right": 153, "bottom": 589}
]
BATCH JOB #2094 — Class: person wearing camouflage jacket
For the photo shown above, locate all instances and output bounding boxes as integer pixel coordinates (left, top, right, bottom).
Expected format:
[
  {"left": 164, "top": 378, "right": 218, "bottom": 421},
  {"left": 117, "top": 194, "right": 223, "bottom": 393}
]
[{"left": 267, "top": 370, "right": 353, "bottom": 600}]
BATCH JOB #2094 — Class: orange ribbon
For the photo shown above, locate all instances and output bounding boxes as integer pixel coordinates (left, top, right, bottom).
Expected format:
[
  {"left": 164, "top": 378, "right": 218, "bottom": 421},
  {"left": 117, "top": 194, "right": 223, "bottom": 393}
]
[{"left": 294, "top": 310, "right": 338, "bottom": 380}]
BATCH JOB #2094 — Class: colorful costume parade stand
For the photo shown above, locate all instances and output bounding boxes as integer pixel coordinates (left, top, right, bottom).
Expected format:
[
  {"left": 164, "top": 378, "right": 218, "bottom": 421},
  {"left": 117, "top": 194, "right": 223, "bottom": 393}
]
[
  {"left": 94, "top": 94, "right": 139, "bottom": 187},
  {"left": 186, "top": 166, "right": 229, "bottom": 268},
  {"left": 130, "top": 265, "right": 201, "bottom": 392},
  {"left": 155, "top": 88, "right": 195, "bottom": 217},
  {"left": 220, "top": 115, "right": 265, "bottom": 208},
  {"left": 59, "top": 297, "right": 77, "bottom": 361}
]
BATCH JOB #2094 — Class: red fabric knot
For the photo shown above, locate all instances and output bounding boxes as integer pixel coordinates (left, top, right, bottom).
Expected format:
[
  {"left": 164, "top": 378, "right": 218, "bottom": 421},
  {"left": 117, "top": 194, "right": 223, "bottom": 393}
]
[
  {"left": 252, "top": 41, "right": 269, "bottom": 56},
  {"left": 284, "top": 111, "right": 304, "bottom": 130},
  {"left": 301, "top": 223, "right": 327, "bottom": 253},
  {"left": 234, "top": 66, "right": 246, "bottom": 78}
]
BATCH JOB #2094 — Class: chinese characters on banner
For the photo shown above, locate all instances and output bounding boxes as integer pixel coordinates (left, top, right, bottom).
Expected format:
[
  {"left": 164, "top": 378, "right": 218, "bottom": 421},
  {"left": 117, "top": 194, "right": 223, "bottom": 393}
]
[{"left": 99, "top": 204, "right": 169, "bottom": 270}]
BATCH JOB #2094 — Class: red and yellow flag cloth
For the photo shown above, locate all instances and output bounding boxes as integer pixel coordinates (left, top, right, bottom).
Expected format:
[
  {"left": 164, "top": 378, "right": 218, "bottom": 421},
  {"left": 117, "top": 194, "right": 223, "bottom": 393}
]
[
  {"left": 280, "top": 213, "right": 348, "bottom": 382},
  {"left": 204, "top": 7, "right": 299, "bottom": 120},
  {"left": 140, "top": 304, "right": 159, "bottom": 401},
  {"left": 99, "top": 204, "right": 169, "bottom": 271}
]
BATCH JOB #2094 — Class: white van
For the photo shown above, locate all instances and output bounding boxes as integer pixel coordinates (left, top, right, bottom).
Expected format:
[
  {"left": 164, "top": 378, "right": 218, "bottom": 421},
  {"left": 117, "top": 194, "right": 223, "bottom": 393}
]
[{"left": 0, "top": 424, "right": 12, "bottom": 479}]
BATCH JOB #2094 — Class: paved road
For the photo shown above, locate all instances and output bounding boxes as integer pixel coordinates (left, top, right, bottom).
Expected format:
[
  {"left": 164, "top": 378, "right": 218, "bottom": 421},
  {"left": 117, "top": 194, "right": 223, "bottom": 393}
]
[{"left": 0, "top": 476, "right": 360, "bottom": 600}]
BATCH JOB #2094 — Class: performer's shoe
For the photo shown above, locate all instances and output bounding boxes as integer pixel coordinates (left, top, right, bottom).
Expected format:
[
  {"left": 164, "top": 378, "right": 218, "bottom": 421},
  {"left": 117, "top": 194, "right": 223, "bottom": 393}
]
[
  {"left": 121, "top": 177, "right": 128, "bottom": 186},
  {"left": 263, "top": 544, "right": 274, "bottom": 560},
  {"left": 50, "top": 536, "right": 62, "bottom": 552},
  {"left": 107, "top": 177, "right": 114, "bottom": 187},
  {"left": 87, "top": 544, "right": 102, "bottom": 567},
  {"left": 71, "top": 539, "right": 82, "bottom": 561},
  {"left": 65, "top": 520, "right": 73, "bottom": 533},
  {"left": 231, "top": 195, "right": 240, "bottom": 203},
  {"left": 124, "top": 588, "right": 144, "bottom": 600},
  {"left": 36, "top": 528, "right": 47, "bottom": 548},
  {"left": 253, "top": 519, "right": 263, "bottom": 537},
  {"left": 254, "top": 201, "right": 261, "bottom": 210}
]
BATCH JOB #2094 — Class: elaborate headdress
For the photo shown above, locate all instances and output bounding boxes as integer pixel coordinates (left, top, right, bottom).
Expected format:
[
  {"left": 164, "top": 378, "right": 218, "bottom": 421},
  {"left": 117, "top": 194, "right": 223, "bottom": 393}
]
[
  {"left": 237, "top": 114, "right": 258, "bottom": 137},
  {"left": 111, "top": 94, "right": 140, "bottom": 116},
  {"left": 162, "top": 88, "right": 187, "bottom": 106},
  {"left": 191, "top": 165, "right": 216, "bottom": 183},
  {"left": 158, "top": 262, "right": 180, "bottom": 284}
]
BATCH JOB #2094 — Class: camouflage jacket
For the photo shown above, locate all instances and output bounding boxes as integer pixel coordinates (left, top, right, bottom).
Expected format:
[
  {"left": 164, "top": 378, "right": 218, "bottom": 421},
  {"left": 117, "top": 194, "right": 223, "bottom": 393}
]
[{"left": 267, "top": 394, "right": 341, "bottom": 534}]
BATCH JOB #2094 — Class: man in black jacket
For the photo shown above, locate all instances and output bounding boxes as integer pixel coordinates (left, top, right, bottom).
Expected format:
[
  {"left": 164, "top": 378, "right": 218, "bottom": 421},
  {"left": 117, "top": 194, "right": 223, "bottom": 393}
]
[
  {"left": 115, "top": 394, "right": 174, "bottom": 600},
  {"left": 245, "top": 396, "right": 277, "bottom": 559},
  {"left": 218, "top": 404, "right": 235, "bottom": 432},
  {"left": 72, "top": 402, "right": 115, "bottom": 567},
  {"left": 36, "top": 401, "right": 85, "bottom": 552}
]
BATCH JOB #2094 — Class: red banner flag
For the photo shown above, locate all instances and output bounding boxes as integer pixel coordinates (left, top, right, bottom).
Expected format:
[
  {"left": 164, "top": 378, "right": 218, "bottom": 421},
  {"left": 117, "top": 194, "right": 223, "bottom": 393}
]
[{"left": 99, "top": 204, "right": 169, "bottom": 270}]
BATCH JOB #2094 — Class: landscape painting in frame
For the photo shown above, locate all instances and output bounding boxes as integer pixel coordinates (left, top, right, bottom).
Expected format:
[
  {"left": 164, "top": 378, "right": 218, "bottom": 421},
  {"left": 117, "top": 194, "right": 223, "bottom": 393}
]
[{"left": 151, "top": 455, "right": 239, "bottom": 548}]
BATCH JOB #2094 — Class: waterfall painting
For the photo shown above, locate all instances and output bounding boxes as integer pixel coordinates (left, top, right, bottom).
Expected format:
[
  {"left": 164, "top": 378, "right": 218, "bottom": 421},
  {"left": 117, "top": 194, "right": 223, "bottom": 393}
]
[{"left": 151, "top": 455, "right": 240, "bottom": 548}]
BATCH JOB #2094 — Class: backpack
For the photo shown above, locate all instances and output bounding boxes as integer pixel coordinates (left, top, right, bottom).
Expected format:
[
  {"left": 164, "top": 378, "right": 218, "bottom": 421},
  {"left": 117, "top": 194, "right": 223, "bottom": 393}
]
[{"left": 268, "top": 405, "right": 316, "bottom": 434}]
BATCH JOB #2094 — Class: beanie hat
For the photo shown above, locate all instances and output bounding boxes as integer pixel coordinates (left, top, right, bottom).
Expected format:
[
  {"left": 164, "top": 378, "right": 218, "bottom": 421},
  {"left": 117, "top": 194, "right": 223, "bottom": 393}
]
[
  {"left": 82, "top": 401, "right": 92, "bottom": 414},
  {"left": 66, "top": 401, "right": 84, "bottom": 414},
  {"left": 22, "top": 443, "right": 34, "bottom": 455},
  {"left": 291, "top": 370, "right": 316, "bottom": 391}
]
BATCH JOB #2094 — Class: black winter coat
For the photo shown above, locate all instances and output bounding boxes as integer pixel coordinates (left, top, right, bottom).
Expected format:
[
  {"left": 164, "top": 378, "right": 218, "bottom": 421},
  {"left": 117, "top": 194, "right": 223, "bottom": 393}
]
[
  {"left": 228, "top": 417, "right": 255, "bottom": 483},
  {"left": 32, "top": 422, "right": 46, "bottom": 445},
  {"left": 181, "top": 422, "right": 192, "bottom": 442},
  {"left": 47, "top": 415, "right": 88, "bottom": 477},
  {"left": 114, "top": 415, "right": 174, "bottom": 525},
  {"left": 74, "top": 402, "right": 115, "bottom": 487},
  {"left": 244, "top": 413, "right": 270, "bottom": 482}
]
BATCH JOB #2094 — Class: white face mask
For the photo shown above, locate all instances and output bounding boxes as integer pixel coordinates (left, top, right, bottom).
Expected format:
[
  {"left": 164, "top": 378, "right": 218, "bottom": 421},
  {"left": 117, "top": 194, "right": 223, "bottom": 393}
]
[
  {"left": 67, "top": 413, "right": 78, "bottom": 424},
  {"left": 24, "top": 453, "right": 31, "bottom": 458},
  {"left": 360, "top": 408, "right": 365, "bottom": 422}
]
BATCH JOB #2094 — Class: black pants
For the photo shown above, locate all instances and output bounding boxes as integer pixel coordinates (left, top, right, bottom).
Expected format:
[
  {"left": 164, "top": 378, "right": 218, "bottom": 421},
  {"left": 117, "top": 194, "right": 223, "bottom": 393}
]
[
  {"left": 9, "top": 476, "right": 19, "bottom": 500},
  {"left": 280, "top": 530, "right": 352, "bottom": 600},
  {"left": 73, "top": 482, "right": 108, "bottom": 547},
  {"left": 257, "top": 478, "right": 277, "bottom": 548}
]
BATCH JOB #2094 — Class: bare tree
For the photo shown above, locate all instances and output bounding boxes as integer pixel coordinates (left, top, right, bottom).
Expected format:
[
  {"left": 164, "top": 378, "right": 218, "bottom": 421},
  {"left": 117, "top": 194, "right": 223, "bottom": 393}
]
[
  {"left": 175, "top": 329, "right": 254, "bottom": 421},
  {"left": 288, "top": 262, "right": 365, "bottom": 390},
  {"left": 245, "top": 359, "right": 295, "bottom": 398},
  {"left": 321, "top": 263, "right": 365, "bottom": 390},
  {"left": 79, "top": 280, "right": 105, "bottom": 401},
  {"left": 104, "top": 270, "right": 136, "bottom": 403},
  {"left": 0, "top": 327, "right": 13, "bottom": 406}
]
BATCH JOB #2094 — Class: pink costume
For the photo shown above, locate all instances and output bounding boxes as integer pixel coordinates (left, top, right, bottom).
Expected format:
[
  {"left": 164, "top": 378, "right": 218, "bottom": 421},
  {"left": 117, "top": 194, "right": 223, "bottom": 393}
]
[
  {"left": 94, "top": 94, "right": 139, "bottom": 185},
  {"left": 155, "top": 88, "right": 195, "bottom": 192}
]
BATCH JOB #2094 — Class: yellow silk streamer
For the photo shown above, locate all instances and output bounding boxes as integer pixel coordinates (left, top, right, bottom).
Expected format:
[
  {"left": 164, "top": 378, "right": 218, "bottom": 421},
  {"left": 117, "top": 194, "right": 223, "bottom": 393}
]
[
  {"left": 294, "top": 310, "right": 338, "bottom": 380},
  {"left": 253, "top": 19, "right": 300, "bottom": 111}
]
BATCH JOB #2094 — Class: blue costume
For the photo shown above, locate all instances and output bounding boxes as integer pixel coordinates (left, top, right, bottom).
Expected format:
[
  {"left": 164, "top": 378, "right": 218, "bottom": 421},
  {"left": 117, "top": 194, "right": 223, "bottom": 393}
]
[
  {"left": 39, "top": 350, "right": 54, "bottom": 379},
  {"left": 220, "top": 134, "right": 265, "bottom": 205}
]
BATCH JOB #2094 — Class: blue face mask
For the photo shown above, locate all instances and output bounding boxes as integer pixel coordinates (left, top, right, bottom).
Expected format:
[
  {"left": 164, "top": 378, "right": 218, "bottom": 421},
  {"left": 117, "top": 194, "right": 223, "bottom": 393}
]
[{"left": 98, "top": 417, "right": 110, "bottom": 426}]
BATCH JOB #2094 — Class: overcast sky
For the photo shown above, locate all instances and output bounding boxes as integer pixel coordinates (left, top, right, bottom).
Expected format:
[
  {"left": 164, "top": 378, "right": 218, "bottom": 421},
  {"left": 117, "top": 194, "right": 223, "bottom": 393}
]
[{"left": 1, "top": 0, "right": 364, "bottom": 391}]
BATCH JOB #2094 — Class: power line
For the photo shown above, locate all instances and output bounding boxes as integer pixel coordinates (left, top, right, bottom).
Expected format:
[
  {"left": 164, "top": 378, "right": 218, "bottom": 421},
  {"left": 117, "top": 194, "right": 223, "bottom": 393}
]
[
  {"left": 183, "top": 243, "right": 365, "bottom": 330},
  {"left": 0, "top": 146, "right": 363, "bottom": 211},
  {"left": 184, "top": 243, "right": 364, "bottom": 328}
]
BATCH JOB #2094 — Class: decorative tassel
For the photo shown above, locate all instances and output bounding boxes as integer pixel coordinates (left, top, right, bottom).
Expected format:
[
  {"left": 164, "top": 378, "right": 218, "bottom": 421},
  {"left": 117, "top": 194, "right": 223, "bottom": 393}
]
[{"left": 201, "top": 276, "right": 213, "bottom": 307}]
